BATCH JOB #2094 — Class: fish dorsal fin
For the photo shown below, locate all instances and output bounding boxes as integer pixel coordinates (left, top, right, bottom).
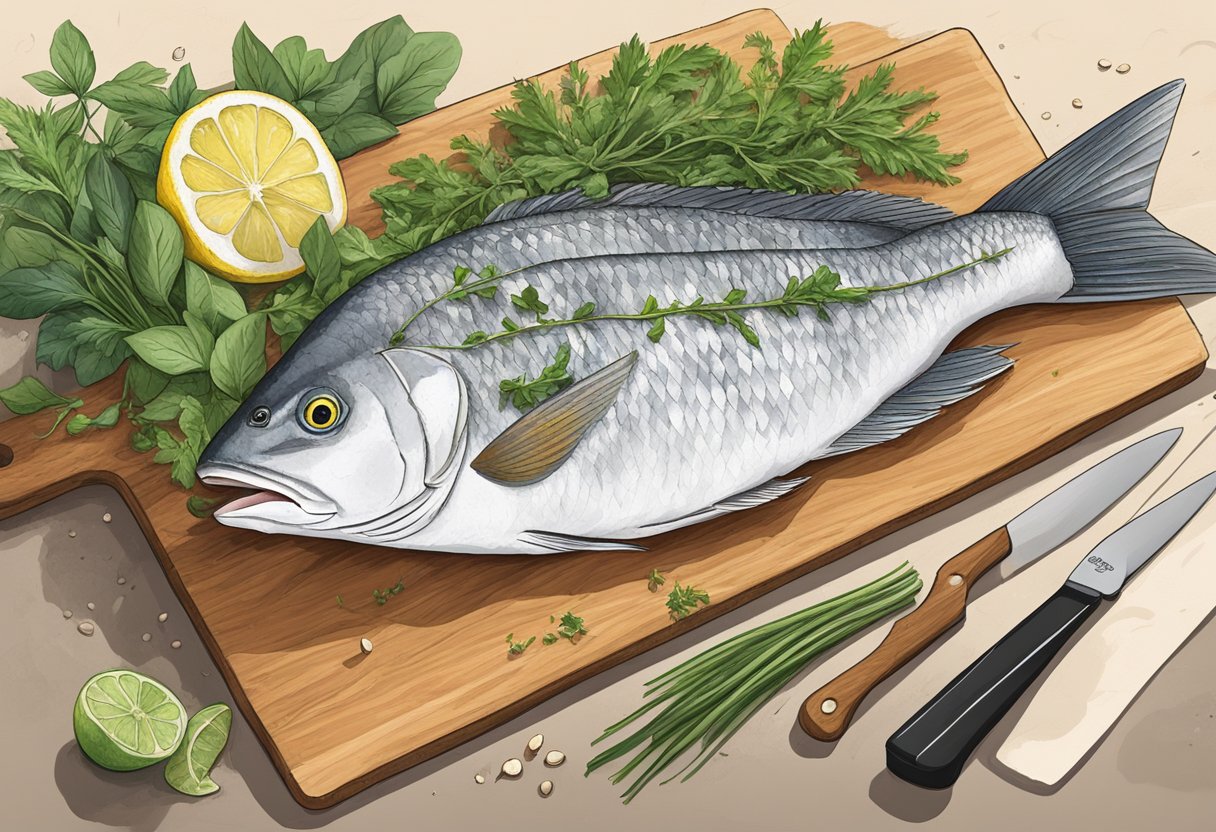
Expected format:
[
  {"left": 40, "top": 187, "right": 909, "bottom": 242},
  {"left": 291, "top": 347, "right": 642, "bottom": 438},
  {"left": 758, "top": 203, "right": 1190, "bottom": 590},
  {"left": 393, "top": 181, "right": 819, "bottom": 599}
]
[
  {"left": 818, "top": 345, "right": 1014, "bottom": 458},
  {"left": 380, "top": 348, "right": 468, "bottom": 486},
  {"left": 472, "top": 351, "right": 638, "bottom": 485},
  {"left": 484, "top": 183, "right": 954, "bottom": 232}
]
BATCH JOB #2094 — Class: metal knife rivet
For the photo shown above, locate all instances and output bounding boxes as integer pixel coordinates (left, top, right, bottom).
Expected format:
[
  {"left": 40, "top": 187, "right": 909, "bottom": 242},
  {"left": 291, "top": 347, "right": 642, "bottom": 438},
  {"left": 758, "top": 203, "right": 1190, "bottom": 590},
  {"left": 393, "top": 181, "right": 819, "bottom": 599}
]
[
  {"left": 948, "top": 574, "right": 963, "bottom": 586},
  {"left": 821, "top": 698, "right": 837, "bottom": 714}
]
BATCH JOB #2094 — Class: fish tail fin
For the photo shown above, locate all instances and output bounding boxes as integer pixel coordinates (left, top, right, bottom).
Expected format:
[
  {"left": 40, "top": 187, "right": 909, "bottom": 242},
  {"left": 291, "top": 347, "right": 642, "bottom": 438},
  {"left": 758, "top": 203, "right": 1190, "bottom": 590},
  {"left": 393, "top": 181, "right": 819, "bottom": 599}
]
[{"left": 979, "top": 79, "right": 1216, "bottom": 302}]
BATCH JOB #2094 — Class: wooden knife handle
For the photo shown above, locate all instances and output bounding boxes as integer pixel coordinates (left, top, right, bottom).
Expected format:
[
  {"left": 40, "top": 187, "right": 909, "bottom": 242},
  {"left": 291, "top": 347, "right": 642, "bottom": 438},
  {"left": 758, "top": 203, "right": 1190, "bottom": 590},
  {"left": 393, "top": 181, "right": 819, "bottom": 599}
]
[{"left": 798, "top": 526, "right": 1013, "bottom": 741}]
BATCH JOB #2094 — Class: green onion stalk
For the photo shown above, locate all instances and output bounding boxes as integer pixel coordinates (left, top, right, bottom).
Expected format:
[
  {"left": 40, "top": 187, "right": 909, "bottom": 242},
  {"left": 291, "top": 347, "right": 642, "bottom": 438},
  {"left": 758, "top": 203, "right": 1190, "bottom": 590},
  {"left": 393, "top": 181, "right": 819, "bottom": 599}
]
[{"left": 586, "top": 563, "right": 923, "bottom": 802}]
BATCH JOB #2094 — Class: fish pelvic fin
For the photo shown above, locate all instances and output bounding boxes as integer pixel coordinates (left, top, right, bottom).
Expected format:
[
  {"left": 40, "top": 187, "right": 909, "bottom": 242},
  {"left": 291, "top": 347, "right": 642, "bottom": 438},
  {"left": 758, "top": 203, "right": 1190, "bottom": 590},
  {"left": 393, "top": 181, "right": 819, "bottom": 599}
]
[
  {"left": 979, "top": 80, "right": 1216, "bottom": 301},
  {"left": 818, "top": 345, "right": 1014, "bottom": 458},
  {"left": 517, "top": 531, "right": 647, "bottom": 553},
  {"left": 472, "top": 351, "right": 637, "bottom": 485}
]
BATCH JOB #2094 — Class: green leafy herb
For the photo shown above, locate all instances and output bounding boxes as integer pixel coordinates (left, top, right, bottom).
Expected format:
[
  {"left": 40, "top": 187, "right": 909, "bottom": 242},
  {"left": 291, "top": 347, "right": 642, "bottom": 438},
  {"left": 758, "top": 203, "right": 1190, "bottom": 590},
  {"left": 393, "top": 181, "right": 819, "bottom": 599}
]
[
  {"left": 646, "top": 569, "right": 666, "bottom": 593},
  {"left": 542, "top": 633, "right": 559, "bottom": 646},
  {"left": 370, "top": 24, "right": 964, "bottom": 263},
  {"left": 186, "top": 495, "right": 221, "bottom": 518},
  {"left": 506, "top": 633, "right": 536, "bottom": 656},
  {"left": 64, "top": 401, "right": 120, "bottom": 435},
  {"left": 336, "top": 594, "right": 344, "bottom": 607},
  {"left": 665, "top": 582, "right": 710, "bottom": 620},
  {"left": 372, "top": 577, "right": 406, "bottom": 605},
  {"left": 587, "top": 563, "right": 922, "bottom": 802},
  {"left": 556, "top": 611, "right": 588, "bottom": 642},
  {"left": 499, "top": 342, "right": 573, "bottom": 411}
]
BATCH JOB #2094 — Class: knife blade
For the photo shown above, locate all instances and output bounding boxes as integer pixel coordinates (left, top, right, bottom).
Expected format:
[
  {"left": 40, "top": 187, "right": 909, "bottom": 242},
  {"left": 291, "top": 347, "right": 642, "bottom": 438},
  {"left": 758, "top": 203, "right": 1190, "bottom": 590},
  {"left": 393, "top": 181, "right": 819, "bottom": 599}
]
[
  {"left": 885, "top": 470, "right": 1216, "bottom": 789},
  {"left": 799, "top": 428, "right": 1181, "bottom": 742}
]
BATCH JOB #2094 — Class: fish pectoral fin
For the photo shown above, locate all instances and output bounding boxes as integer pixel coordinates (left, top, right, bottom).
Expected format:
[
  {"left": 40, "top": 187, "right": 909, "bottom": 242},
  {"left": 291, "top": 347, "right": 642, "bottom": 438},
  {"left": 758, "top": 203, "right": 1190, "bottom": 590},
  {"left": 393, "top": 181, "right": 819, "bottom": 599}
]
[
  {"left": 818, "top": 345, "right": 1015, "bottom": 458},
  {"left": 640, "top": 476, "right": 812, "bottom": 533},
  {"left": 517, "top": 530, "right": 647, "bottom": 553},
  {"left": 472, "top": 351, "right": 638, "bottom": 485}
]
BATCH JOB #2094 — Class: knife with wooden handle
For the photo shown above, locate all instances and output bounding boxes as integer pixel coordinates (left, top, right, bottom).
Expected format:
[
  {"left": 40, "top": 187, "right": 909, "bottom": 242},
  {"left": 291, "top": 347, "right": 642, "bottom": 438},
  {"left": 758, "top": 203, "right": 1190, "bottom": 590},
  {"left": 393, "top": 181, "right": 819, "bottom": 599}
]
[{"left": 798, "top": 428, "right": 1181, "bottom": 742}]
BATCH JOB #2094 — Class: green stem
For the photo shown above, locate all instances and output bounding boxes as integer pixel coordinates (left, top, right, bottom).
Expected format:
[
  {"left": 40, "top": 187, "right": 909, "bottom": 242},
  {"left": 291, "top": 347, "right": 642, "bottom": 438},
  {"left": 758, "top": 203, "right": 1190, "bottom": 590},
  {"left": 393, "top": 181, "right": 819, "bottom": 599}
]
[{"left": 421, "top": 247, "right": 1013, "bottom": 352}]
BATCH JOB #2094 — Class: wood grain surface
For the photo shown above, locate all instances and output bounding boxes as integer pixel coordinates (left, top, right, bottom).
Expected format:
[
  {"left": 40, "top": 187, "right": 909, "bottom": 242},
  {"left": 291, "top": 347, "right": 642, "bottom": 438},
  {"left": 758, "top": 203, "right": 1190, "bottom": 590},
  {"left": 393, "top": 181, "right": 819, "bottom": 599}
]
[
  {"left": 0, "top": 9, "right": 1208, "bottom": 809},
  {"left": 800, "top": 526, "right": 1013, "bottom": 741}
]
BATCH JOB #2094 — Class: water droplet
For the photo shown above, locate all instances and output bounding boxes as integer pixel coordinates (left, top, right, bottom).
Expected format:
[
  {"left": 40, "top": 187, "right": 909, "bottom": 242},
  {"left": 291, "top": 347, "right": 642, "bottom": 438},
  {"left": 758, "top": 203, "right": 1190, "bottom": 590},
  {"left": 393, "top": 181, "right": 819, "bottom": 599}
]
[
  {"left": 102, "top": 512, "right": 112, "bottom": 523},
  {"left": 1097, "top": 58, "right": 1112, "bottom": 71},
  {"left": 1041, "top": 111, "right": 1052, "bottom": 120},
  {"left": 171, "top": 640, "right": 182, "bottom": 649},
  {"left": 1072, "top": 98, "right": 1083, "bottom": 109},
  {"left": 172, "top": 46, "right": 186, "bottom": 61},
  {"left": 158, "top": 612, "right": 168, "bottom": 623},
  {"left": 142, "top": 633, "right": 152, "bottom": 642},
  {"left": 1116, "top": 63, "right": 1131, "bottom": 74},
  {"left": 63, "top": 609, "right": 73, "bottom": 619},
  {"left": 78, "top": 621, "right": 95, "bottom": 636}
]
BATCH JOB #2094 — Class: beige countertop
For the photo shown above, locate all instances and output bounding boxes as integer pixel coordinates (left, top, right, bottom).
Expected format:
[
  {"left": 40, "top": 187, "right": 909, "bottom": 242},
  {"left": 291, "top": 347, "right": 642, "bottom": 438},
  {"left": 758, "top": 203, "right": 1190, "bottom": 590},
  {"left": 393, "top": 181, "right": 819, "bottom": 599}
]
[{"left": 2, "top": 1, "right": 1214, "bottom": 829}]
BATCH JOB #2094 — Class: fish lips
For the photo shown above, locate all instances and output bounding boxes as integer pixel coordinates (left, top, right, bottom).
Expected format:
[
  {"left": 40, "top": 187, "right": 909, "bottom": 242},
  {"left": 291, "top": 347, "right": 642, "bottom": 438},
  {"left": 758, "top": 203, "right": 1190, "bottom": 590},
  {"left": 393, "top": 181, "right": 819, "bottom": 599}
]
[{"left": 197, "top": 463, "right": 338, "bottom": 526}]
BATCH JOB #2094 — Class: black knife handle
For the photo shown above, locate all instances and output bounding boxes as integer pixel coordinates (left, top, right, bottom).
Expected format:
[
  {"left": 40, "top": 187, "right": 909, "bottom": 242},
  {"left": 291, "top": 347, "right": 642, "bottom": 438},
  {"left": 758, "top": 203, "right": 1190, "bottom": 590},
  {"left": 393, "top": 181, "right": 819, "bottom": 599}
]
[{"left": 885, "top": 582, "right": 1102, "bottom": 788}]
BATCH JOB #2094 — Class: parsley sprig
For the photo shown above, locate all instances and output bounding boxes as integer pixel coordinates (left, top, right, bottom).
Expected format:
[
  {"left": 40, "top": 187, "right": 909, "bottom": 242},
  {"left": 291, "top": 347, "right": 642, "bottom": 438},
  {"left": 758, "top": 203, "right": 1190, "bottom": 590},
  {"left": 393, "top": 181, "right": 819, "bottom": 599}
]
[
  {"left": 665, "top": 582, "right": 710, "bottom": 620},
  {"left": 372, "top": 24, "right": 965, "bottom": 255}
]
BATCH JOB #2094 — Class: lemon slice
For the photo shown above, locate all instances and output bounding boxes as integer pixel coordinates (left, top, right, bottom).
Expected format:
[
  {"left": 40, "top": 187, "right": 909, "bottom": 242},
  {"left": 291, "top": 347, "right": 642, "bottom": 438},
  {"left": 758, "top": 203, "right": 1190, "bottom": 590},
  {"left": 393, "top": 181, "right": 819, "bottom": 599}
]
[{"left": 157, "top": 90, "right": 347, "bottom": 284}]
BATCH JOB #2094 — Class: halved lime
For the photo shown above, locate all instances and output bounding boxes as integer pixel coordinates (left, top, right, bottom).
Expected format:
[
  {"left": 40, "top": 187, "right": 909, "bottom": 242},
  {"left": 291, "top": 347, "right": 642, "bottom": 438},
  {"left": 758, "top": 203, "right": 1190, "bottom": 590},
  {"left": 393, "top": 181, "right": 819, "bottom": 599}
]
[{"left": 73, "top": 669, "right": 187, "bottom": 771}]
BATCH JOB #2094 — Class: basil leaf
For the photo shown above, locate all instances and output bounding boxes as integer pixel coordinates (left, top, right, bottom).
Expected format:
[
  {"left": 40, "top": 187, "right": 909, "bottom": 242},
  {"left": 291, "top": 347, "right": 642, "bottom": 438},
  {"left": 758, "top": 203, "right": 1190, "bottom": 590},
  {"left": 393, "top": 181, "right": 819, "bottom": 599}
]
[
  {"left": 0, "top": 152, "right": 64, "bottom": 197},
  {"left": 209, "top": 313, "right": 267, "bottom": 401},
  {"left": 307, "top": 79, "right": 361, "bottom": 126},
  {"left": 0, "top": 376, "right": 80, "bottom": 416},
  {"left": 184, "top": 262, "right": 247, "bottom": 334},
  {"left": 232, "top": 23, "right": 293, "bottom": 100},
  {"left": 23, "top": 70, "right": 73, "bottom": 97},
  {"left": 272, "top": 36, "right": 331, "bottom": 100},
  {"left": 320, "top": 112, "right": 397, "bottom": 159},
  {"left": 164, "top": 703, "right": 232, "bottom": 796},
  {"left": 111, "top": 61, "right": 168, "bottom": 86},
  {"left": 49, "top": 20, "right": 95, "bottom": 95},
  {"left": 63, "top": 316, "right": 131, "bottom": 358},
  {"left": 0, "top": 263, "right": 85, "bottom": 318},
  {"left": 299, "top": 217, "right": 341, "bottom": 301},
  {"left": 3, "top": 227, "right": 64, "bottom": 268},
  {"left": 66, "top": 402, "right": 121, "bottom": 435},
  {"left": 84, "top": 154, "right": 134, "bottom": 251},
  {"left": 128, "top": 200, "right": 184, "bottom": 307},
  {"left": 72, "top": 341, "right": 130, "bottom": 386},
  {"left": 125, "top": 325, "right": 210, "bottom": 375},
  {"left": 88, "top": 81, "right": 177, "bottom": 129},
  {"left": 167, "top": 64, "right": 205, "bottom": 114},
  {"left": 182, "top": 310, "right": 216, "bottom": 367},
  {"left": 375, "top": 31, "right": 461, "bottom": 124},
  {"left": 35, "top": 307, "right": 86, "bottom": 370},
  {"left": 125, "top": 359, "right": 170, "bottom": 405}
]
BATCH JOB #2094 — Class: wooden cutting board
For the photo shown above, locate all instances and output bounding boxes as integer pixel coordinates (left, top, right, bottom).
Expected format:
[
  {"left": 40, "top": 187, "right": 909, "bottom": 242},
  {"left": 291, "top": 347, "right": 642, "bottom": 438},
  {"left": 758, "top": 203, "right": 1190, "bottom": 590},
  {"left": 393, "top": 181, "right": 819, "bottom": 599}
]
[{"left": 0, "top": 9, "right": 1207, "bottom": 809}]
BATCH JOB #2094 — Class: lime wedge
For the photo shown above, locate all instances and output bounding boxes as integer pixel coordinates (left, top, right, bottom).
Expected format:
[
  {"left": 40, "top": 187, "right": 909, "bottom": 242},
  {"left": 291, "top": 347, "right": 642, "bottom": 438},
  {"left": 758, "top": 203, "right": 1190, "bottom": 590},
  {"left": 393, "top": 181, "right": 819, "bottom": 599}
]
[
  {"left": 73, "top": 669, "right": 187, "bottom": 771},
  {"left": 164, "top": 703, "right": 232, "bottom": 796}
]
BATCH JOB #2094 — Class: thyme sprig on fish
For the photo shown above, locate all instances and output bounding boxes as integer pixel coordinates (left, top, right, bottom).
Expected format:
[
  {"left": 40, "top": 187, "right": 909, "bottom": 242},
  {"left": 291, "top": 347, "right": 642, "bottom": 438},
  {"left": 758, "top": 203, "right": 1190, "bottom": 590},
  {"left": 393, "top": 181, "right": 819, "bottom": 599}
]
[
  {"left": 406, "top": 247, "right": 1012, "bottom": 352},
  {"left": 499, "top": 343, "right": 574, "bottom": 411}
]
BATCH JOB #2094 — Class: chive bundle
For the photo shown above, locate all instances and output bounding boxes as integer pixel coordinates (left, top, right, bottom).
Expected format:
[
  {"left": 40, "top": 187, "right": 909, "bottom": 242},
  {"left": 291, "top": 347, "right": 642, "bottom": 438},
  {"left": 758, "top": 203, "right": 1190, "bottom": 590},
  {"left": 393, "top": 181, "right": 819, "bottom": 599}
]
[{"left": 585, "top": 563, "right": 923, "bottom": 802}]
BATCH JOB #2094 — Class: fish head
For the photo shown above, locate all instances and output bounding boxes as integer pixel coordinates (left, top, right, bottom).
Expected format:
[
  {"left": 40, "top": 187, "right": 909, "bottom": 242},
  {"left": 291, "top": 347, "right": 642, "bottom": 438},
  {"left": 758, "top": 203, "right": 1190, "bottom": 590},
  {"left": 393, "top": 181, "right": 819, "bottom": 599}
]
[{"left": 196, "top": 346, "right": 468, "bottom": 540}]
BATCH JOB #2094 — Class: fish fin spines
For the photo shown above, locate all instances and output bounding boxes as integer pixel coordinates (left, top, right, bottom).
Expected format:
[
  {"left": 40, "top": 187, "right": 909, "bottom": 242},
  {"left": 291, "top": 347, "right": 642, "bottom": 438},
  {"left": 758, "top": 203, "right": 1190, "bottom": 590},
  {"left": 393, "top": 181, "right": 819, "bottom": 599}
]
[
  {"left": 517, "top": 530, "right": 646, "bottom": 553},
  {"left": 818, "top": 345, "right": 1014, "bottom": 458},
  {"left": 485, "top": 184, "right": 954, "bottom": 231},
  {"left": 472, "top": 351, "right": 637, "bottom": 485},
  {"left": 639, "top": 476, "right": 811, "bottom": 533},
  {"left": 979, "top": 80, "right": 1183, "bottom": 216}
]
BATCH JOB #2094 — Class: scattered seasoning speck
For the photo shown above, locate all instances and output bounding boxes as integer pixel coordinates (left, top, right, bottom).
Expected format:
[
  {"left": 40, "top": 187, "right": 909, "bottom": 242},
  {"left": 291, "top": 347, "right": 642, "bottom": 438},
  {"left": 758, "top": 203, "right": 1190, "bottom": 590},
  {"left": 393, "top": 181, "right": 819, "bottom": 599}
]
[
  {"left": 68, "top": 530, "right": 76, "bottom": 538},
  {"left": 63, "top": 609, "right": 73, "bottom": 619},
  {"left": 142, "top": 633, "right": 151, "bottom": 642},
  {"left": 202, "top": 670, "right": 210, "bottom": 677},
  {"left": 1098, "top": 58, "right": 1112, "bottom": 71},
  {"left": 158, "top": 612, "right": 168, "bottom": 623},
  {"left": 171, "top": 640, "right": 182, "bottom": 649},
  {"left": 87, "top": 602, "right": 95, "bottom": 611},
  {"left": 117, "top": 577, "right": 126, "bottom": 586},
  {"left": 544, "top": 750, "right": 566, "bottom": 767},
  {"left": 474, "top": 773, "right": 485, "bottom": 784},
  {"left": 1116, "top": 63, "right": 1131, "bottom": 74},
  {"left": 172, "top": 46, "right": 186, "bottom": 61},
  {"left": 501, "top": 758, "right": 523, "bottom": 778},
  {"left": 1051, "top": 369, "right": 1060, "bottom": 377},
  {"left": 360, "top": 637, "right": 374, "bottom": 654},
  {"left": 77, "top": 621, "right": 95, "bottom": 636},
  {"left": 1041, "top": 111, "right": 1051, "bottom": 120},
  {"left": 539, "top": 780, "right": 553, "bottom": 797},
  {"left": 102, "top": 512, "right": 112, "bottom": 523},
  {"left": 1072, "top": 98, "right": 1083, "bottom": 109}
]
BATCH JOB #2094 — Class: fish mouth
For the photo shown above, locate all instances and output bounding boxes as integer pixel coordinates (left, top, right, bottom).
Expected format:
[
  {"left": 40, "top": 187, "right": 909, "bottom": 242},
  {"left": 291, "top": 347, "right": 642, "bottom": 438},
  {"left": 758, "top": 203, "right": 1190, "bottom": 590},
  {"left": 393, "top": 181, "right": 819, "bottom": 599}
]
[{"left": 197, "top": 463, "right": 337, "bottom": 525}]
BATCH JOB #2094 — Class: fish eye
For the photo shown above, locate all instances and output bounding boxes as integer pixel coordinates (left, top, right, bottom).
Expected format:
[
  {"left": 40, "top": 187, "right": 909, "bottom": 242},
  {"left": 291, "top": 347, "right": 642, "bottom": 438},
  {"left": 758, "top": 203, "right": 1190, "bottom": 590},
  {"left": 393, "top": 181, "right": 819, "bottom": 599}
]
[
  {"left": 297, "top": 389, "right": 344, "bottom": 434},
  {"left": 248, "top": 406, "right": 271, "bottom": 428}
]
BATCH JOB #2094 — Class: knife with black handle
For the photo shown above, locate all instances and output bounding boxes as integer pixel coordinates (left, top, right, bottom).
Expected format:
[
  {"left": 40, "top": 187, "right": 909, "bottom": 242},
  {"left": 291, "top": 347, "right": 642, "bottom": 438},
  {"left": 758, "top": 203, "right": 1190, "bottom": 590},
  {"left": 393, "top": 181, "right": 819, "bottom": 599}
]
[{"left": 885, "top": 471, "right": 1216, "bottom": 789}]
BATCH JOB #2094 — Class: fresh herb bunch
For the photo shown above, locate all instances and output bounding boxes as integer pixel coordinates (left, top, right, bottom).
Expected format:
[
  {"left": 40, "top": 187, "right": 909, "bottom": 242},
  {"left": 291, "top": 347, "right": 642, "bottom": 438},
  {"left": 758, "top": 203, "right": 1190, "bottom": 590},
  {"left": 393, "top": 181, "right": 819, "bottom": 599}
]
[
  {"left": 0, "top": 18, "right": 459, "bottom": 490},
  {"left": 370, "top": 22, "right": 964, "bottom": 258},
  {"left": 587, "top": 563, "right": 922, "bottom": 802},
  {"left": 498, "top": 342, "right": 574, "bottom": 411}
]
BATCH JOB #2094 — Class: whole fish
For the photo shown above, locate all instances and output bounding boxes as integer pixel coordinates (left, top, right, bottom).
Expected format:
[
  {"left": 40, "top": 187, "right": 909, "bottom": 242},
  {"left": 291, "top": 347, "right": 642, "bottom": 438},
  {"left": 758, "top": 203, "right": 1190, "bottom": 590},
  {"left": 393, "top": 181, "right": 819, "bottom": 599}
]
[{"left": 197, "top": 80, "right": 1216, "bottom": 554}]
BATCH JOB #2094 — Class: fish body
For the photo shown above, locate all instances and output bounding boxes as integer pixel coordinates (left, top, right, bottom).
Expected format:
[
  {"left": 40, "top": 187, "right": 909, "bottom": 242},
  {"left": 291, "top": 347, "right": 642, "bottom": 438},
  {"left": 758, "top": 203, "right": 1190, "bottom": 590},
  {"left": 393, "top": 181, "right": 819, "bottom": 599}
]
[{"left": 197, "top": 81, "right": 1216, "bottom": 554}]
